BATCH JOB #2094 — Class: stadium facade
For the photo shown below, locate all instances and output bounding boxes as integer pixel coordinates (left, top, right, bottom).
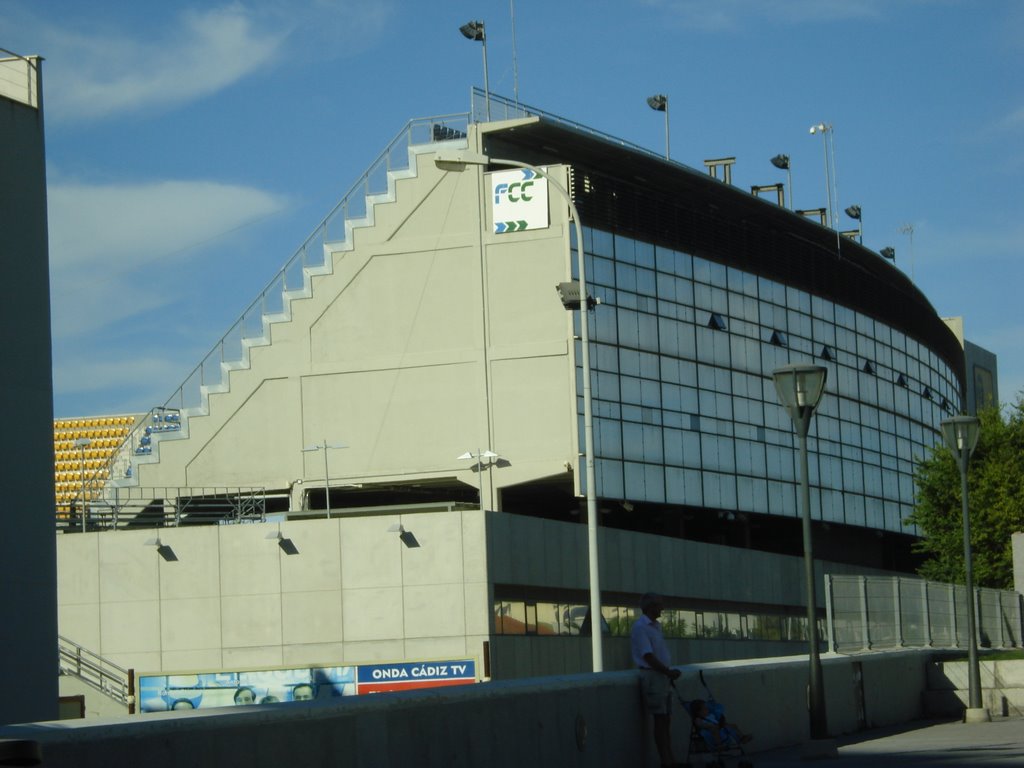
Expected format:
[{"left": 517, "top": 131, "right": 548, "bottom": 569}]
[{"left": 57, "top": 93, "right": 969, "bottom": 690}]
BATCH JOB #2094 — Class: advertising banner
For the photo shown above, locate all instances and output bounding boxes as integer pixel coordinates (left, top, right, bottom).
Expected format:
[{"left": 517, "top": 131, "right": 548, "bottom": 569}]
[
  {"left": 356, "top": 659, "right": 476, "bottom": 695},
  {"left": 138, "top": 665, "right": 356, "bottom": 712},
  {"left": 138, "top": 658, "right": 476, "bottom": 712}
]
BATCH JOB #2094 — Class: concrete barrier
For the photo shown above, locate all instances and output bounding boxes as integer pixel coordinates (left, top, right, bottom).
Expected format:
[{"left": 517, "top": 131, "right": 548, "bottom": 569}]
[
  {"left": 0, "top": 651, "right": 937, "bottom": 767},
  {"left": 925, "top": 659, "right": 1024, "bottom": 718}
]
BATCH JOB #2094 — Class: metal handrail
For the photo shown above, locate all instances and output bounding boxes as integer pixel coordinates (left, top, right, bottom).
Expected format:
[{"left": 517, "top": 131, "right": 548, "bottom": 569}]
[
  {"left": 0, "top": 48, "right": 40, "bottom": 108},
  {"left": 58, "top": 635, "right": 134, "bottom": 710}
]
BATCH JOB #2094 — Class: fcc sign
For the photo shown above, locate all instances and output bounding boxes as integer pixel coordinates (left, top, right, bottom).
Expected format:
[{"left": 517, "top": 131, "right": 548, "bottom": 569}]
[{"left": 489, "top": 168, "right": 549, "bottom": 234}]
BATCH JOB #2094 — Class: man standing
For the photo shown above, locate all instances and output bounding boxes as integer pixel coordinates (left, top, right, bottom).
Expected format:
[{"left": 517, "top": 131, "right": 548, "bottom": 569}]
[{"left": 631, "top": 592, "right": 681, "bottom": 768}]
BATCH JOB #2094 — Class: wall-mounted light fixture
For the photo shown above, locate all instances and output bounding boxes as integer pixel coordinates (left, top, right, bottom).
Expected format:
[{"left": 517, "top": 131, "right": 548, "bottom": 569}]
[
  {"left": 145, "top": 537, "right": 178, "bottom": 562},
  {"left": 387, "top": 523, "right": 420, "bottom": 549},
  {"left": 266, "top": 530, "right": 299, "bottom": 556}
]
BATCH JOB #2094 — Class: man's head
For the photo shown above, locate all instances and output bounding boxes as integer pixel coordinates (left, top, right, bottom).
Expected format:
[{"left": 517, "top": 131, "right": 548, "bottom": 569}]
[
  {"left": 640, "top": 592, "right": 663, "bottom": 620},
  {"left": 233, "top": 686, "right": 256, "bottom": 705},
  {"left": 292, "top": 683, "right": 315, "bottom": 702}
]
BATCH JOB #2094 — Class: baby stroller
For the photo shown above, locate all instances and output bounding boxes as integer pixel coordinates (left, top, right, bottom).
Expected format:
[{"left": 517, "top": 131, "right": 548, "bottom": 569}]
[{"left": 675, "top": 671, "right": 752, "bottom": 768}]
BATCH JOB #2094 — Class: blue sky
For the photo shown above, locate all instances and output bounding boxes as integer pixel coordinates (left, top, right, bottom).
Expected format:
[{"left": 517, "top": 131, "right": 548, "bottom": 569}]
[{"left": 4, "top": 0, "right": 1022, "bottom": 418}]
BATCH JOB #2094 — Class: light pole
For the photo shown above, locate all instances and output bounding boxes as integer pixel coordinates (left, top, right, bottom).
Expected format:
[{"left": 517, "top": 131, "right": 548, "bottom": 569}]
[
  {"left": 940, "top": 415, "right": 989, "bottom": 722},
  {"left": 301, "top": 440, "right": 347, "bottom": 519},
  {"left": 646, "top": 94, "right": 669, "bottom": 160},
  {"left": 435, "top": 148, "right": 603, "bottom": 672},
  {"left": 74, "top": 437, "right": 92, "bottom": 532},
  {"left": 459, "top": 21, "right": 490, "bottom": 120},
  {"left": 770, "top": 154, "right": 792, "bottom": 209},
  {"left": 772, "top": 364, "right": 833, "bottom": 748}
]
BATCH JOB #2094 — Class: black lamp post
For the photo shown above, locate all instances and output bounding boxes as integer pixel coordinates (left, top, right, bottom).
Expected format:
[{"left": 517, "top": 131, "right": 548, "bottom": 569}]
[
  {"left": 773, "top": 364, "right": 832, "bottom": 745},
  {"left": 940, "top": 415, "right": 990, "bottom": 721}
]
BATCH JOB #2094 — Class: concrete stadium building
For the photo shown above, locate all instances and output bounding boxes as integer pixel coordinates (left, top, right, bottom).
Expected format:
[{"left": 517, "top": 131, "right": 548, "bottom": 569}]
[{"left": 57, "top": 93, "right": 968, "bottom": 695}]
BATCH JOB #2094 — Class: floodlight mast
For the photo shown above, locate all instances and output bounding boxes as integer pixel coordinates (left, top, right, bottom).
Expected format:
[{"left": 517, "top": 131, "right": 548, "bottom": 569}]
[{"left": 435, "top": 149, "right": 604, "bottom": 672}]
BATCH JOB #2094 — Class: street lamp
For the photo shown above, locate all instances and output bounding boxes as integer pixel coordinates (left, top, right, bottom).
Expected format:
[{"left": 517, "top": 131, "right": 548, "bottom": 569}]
[
  {"left": 772, "top": 364, "right": 833, "bottom": 748},
  {"left": 459, "top": 20, "right": 490, "bottom": 120},
  {"left": 940, "top": 415, "right": 989, "bottom": 722},
  {"left": 301, "top": 440, "right": 348, "bottom": 519},
  {"left": 457, "top": 449, "right": 500, "bottom": 511},
  {"left": 646, "top": 94, "right": 669, "bottom": 160},
  {"left": 880, "top": 246, "right": 896, "bottom": 262},
  {"left": 770, "top": 154, "right": 792, "bottom": 209},
  {"left": 74, "top": 437, "right": 92, "bottom": 532},
  {"left": 434, "top": 148, "right": 604, "bottom": 672}
]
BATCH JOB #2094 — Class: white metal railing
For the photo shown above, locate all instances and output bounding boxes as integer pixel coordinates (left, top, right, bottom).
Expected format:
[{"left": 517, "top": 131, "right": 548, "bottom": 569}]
[
  {"left": 58, "top": 635, "right": 134, "bottom": 711},
  {"left": 78, "top": 114, "right": 469, "bottom": 506},
  {"left": 825, "top": 573, "right": 1023, "bottom": 653},
  {"left": 0, "top": 49, "right": 40, "bottom": 108}
]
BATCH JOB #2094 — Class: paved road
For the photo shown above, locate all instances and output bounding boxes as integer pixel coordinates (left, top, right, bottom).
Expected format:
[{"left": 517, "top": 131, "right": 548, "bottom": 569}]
[{"left": 747, "top": 716, "right": 1024, "bottom": 767}]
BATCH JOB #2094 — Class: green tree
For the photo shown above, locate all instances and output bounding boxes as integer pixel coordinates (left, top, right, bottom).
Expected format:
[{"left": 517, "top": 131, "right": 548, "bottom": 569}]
[{"left": 905, "top": 399, "right": 1024, "bottom": 588}]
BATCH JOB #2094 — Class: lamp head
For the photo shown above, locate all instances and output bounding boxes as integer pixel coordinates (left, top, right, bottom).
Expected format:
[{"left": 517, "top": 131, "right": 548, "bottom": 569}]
[
  {"left": 880, "top": 247, "right": 896, "bottom": 261},
  {"left": 770, "top": 153, "right": 790, "bottom": 170},
  {"left": 459, "top": 20, "right": 485, "bottom": 41},
  {"left": 646, "top": 94, "right": 667, "bottom": 112},
  {"left": 845, "top": 205, "right": 861, "bottom": 220},
  {"left": 809, "top": 123, "right": 826, "bottom": 135}
]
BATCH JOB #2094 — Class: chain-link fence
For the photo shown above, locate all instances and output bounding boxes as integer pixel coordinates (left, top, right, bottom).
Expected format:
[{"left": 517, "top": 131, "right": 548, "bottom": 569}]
[{"left": 824, "top": 574, "right": 1023, "bottom": 653}]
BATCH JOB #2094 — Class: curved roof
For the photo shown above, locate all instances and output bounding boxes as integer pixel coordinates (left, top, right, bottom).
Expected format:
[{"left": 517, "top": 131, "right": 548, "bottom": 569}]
[{"left": 482, "top": 117, "right": 965, "bottom": 391}]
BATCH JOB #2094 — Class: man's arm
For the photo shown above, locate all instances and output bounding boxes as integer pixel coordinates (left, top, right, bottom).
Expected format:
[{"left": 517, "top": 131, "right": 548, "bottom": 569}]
[{"left": 642, "top": 652, "right": 680, "bottom": 679}]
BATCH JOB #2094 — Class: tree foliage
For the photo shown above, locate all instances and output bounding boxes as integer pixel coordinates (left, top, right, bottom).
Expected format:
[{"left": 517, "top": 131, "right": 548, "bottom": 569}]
[{"left": 905, "top": 399, "right": 1024, "bottom": 589}]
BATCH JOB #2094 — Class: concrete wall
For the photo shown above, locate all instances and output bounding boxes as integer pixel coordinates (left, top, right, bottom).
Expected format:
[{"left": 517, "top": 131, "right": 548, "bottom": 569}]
[
  {"left": 3, "top": 651, "right": 936, "bottom": 767},
  {"left": 926, "top": 659, "right": 1024, "bottom": 717},
  {"left": 57, "top": 510, "right": 490, "bottom": 676},
  {"left": 0, "top": 55, "right": 58, "bottom": 725},
  {"left": 137, "top": 130, "right": 579, "bottom": 507}
]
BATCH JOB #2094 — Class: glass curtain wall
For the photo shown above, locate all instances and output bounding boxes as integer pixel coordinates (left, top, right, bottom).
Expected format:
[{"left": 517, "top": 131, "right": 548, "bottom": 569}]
[{"left": 573, "top": 227, "right": 959, "bottom": 534}]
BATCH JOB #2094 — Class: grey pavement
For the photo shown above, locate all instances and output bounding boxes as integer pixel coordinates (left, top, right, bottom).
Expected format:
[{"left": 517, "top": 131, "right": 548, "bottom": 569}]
[{"left": 746, "top": 716, "right": 1024, "bottom": 767}]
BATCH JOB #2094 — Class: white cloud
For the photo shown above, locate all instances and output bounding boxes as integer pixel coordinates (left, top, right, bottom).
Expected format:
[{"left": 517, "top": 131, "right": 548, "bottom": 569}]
[
  {"left": 48, "top": 178, "right": 288, "bottom": 339},
  {"left": 16, "top": 1, "right": 394, "bottom": 121},
  {"left": 43, "top": 6, "right": 286, "bottom": 121},
  {"left": 996, "top": 105, "right": 1024, "bottom": 132}
]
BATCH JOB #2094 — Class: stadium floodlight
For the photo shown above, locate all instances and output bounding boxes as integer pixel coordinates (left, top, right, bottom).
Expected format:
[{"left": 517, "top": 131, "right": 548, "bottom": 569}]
[
  {"left": 773, "top": 364, "right": 834, "bottom": 752},
  {"left": 844, "top": 205, "right": 862, "bottom": 242},
  {"left": 460, "top": 20, "right": 490, "bottom": 120},
  {"left": 770, "top": 154, "right": 792, "bottom": 208},
  {"left": 434, "top": 148, "right": 604, "bottom": 673},
  {"left": 880, "top": 246, "right": 896, "bottom": 261},
  {"left": 646, "top": 94, "right": 669, "bottom": 160},
  {"left": 301, "top": 440, "right": 348, "bottom": 519}
]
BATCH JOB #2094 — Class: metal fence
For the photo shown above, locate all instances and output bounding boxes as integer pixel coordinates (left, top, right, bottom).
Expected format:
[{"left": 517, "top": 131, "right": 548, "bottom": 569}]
[{"left": 824, "top": 573, "right": 1024, "bottom": 653}]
